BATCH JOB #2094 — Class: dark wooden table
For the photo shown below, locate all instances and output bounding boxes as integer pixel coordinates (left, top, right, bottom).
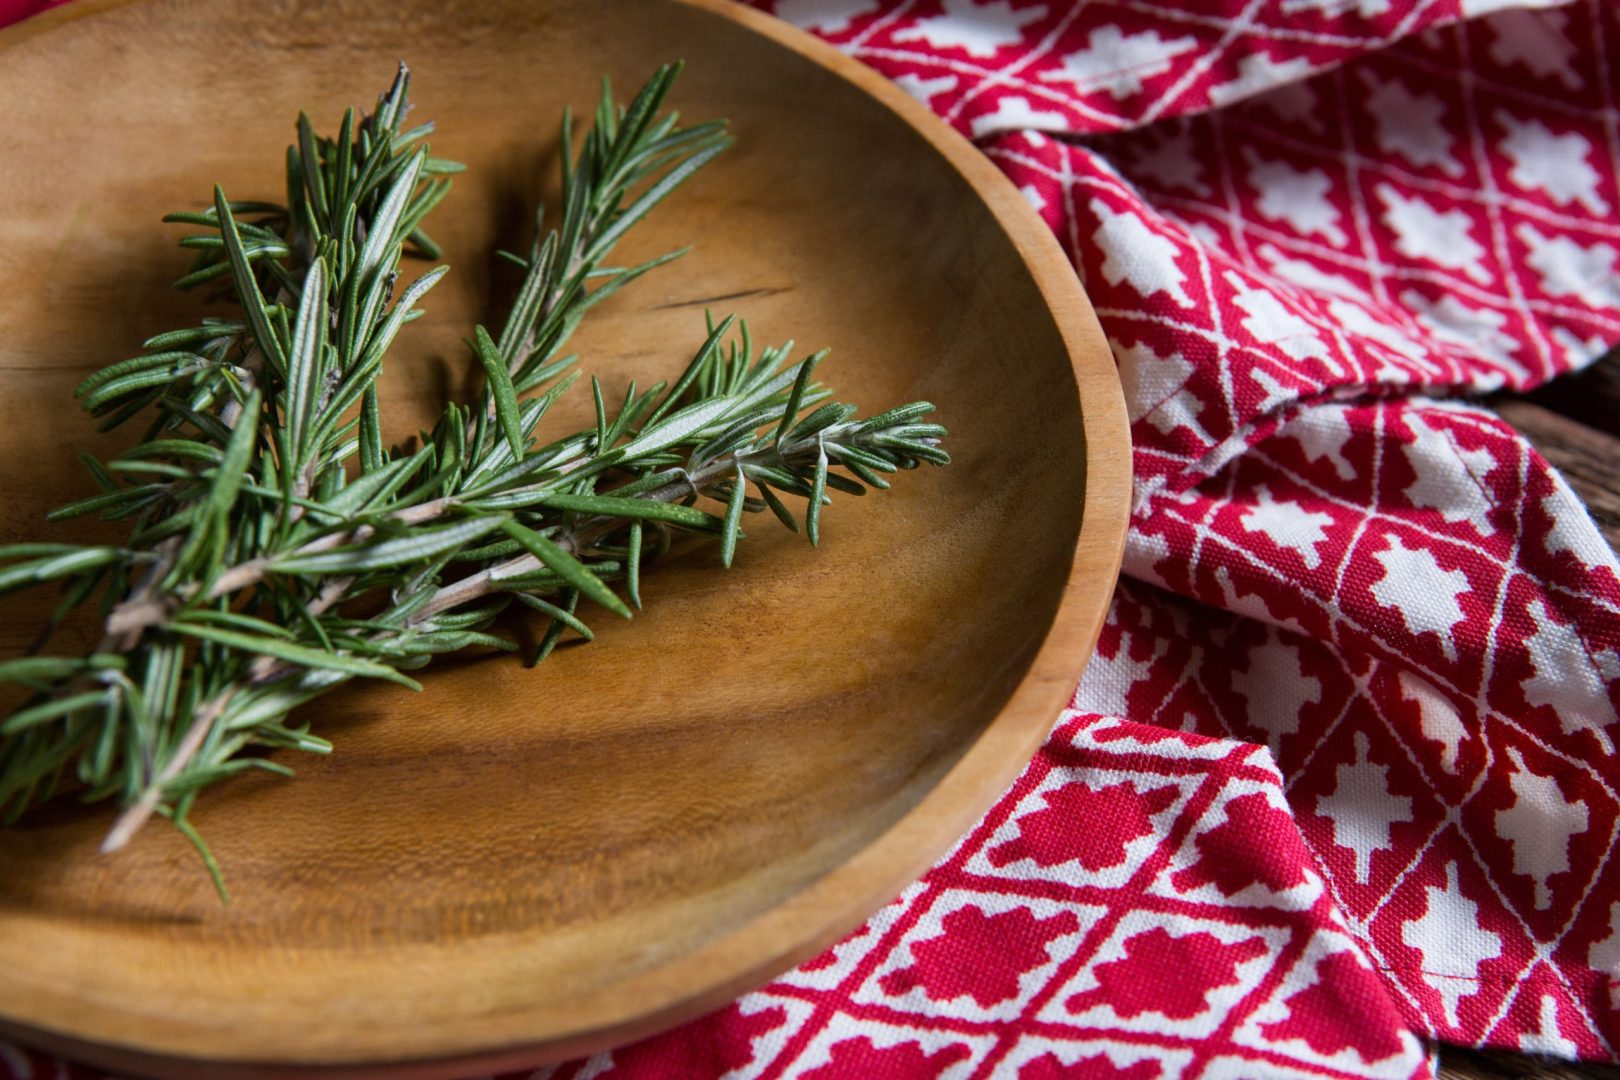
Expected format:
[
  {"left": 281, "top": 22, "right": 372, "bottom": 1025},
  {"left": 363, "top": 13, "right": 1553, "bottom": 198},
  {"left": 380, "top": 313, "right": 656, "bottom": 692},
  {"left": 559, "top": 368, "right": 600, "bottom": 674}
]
[{"left": 1438, "top": 347, "right": 1619, "bottom": 1079}]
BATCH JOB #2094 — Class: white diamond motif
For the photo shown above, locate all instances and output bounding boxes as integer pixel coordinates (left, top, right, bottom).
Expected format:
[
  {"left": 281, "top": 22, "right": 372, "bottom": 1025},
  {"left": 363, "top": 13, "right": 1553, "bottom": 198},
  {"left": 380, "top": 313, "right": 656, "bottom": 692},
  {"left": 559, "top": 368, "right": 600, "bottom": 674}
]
[
  {"left": 1399, "top": 671, "right": 1467, "bottom": 775},
  {"left": 1497, "top": 110, "right": 1608, "bottom": 214},
  {"left": 1286, "top": 404, "right": 1357, "bottom": 481},
  {"left": 1516, "top": 224, "right": 1620, "bottom": 308},
  {"left": 1092, "top": 200, "right": 1195, "bottom": 306},
  {"left": 1521, "top": 599, "right": 1618, "bottom": 754},
  {"left": 1496, "top": 747, "right": 1589, "bottom": 910},
  {"left": 892, "top": 0, "right": 1044, "bottom": 58},
  {"left": 1043, "top": 26, "right": 1198, "bottom": 99},
  {"left": 1228, "top": 273, "right": 1331, "bottom": 364},
  {"left": 1232, "top": 634, "right": 1322, "bottom": 744},
  {"left": 1244, "top": 149, "right": 1347, "bottom": 246},
  {"left": 1131, "top": 127, "right": 1210, "bottom": 196},
  {"left": 1363, "top": 72, "right": 1462, "bottom": 177},
  {"left": 1240, "top": 486, "right": 1334, "bottom": 570},
  {"left": 1376, "top": 184, "right": 1491, "bottom": 284},
  {"left": 1400, "top": 862, "right": 1503, "bottom": 1027},
  {"left": 1401, "top": 409, "right": 1497, "bottom": 537},
  {"left": 1486, "top": 8, "right": 1581, "bottom": 90},
  {"left": 1317, "top": 732, "right": 1412, "bottom": 882},
  {"left": 1369, "top": 534, "right": 1471, "bottom": 660},
  {"left": 970, "top": 94, "right": 1068, "bottom": 137}
]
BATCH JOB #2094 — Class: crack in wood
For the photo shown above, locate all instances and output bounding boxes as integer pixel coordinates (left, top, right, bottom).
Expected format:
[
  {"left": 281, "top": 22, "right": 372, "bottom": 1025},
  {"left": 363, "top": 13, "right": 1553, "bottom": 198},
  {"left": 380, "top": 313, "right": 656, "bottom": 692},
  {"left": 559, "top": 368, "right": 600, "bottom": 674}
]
[{"left": 653, "top": 285, "right": 789, "bottom": 310}]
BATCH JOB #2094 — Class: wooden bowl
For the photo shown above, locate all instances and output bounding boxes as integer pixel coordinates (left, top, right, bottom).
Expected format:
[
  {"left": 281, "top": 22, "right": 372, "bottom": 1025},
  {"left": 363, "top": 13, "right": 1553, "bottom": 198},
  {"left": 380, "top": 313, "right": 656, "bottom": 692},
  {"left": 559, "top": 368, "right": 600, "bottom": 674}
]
[{"left": 0, "top": 0, "right": 1129, "bottom": 1075}]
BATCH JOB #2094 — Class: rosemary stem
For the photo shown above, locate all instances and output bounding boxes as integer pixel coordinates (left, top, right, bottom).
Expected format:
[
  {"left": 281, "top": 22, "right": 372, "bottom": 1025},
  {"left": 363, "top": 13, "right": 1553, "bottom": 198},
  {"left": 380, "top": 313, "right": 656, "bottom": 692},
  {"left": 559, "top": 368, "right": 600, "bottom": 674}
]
[
  {"left": 101, "top": 686, "right": 237, "bottom": 853},
  {"left": 99, "top": 496, "right": 461, "bottom": 640},
  {"left": 102, "top": 536, "right": 183, "bottom": 648},
  {"left": 99, "top": 572, "right": 355, "bottom": 854},
  {"left": 217, "top": 340, "right": 264, "bottom": 429},
  {"left": 406, "top": 440, "right": 793, "bottom": 623}
]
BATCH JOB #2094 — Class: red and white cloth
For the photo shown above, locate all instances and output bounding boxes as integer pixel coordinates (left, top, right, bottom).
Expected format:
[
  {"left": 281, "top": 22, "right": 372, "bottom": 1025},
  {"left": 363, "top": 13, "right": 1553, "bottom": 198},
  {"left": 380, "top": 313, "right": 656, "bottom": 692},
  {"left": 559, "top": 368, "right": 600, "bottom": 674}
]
[{"left": 3, "top": 0, "right": 1619, "bottom": 1077}]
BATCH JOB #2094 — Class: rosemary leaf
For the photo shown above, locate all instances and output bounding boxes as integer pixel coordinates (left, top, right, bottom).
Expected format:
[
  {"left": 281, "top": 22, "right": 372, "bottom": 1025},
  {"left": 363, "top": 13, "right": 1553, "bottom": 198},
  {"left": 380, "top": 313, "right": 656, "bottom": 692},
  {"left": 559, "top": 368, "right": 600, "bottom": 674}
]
[
  {"left": 497, "top": 520, "right": 631, "bottom": 619},
  {"left": 167, "top": 623, "right": 422, "bottom": 689}
]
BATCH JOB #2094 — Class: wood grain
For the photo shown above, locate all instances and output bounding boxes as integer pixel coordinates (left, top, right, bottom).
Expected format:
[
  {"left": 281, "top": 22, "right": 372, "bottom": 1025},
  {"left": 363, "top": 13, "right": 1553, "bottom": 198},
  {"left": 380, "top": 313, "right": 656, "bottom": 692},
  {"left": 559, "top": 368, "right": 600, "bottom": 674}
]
[
  {"left": 1524, "top": 345, "right": 1620, "bottom": 436},
  {"left": 0, "top": 0, "right": 1130, "bottom": 1076},
  {"left": 1439, "top": 1046, "right": 1620, "bottom": 1080}
]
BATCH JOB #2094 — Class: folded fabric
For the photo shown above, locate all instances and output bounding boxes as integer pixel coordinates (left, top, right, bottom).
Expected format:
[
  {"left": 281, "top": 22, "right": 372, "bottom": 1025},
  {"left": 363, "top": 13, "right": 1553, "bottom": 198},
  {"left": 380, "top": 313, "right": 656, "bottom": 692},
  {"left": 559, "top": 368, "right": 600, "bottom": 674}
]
[{"left": 2, "top": 1, "right": 1617, "bottom": 1078}]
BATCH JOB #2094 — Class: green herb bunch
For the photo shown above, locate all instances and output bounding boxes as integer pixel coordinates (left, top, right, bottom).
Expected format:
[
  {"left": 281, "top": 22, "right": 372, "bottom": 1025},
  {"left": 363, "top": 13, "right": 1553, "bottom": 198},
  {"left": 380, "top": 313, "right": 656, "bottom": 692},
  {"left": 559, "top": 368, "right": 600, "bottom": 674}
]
[{"left": 0, "top": 64, "right": 948, "bottom": 897}]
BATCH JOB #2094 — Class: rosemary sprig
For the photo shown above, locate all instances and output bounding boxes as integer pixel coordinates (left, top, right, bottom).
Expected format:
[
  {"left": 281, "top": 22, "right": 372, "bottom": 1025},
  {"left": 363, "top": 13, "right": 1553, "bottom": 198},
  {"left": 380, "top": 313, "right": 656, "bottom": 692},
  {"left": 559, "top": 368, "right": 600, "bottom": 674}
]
[{"left": 0, "top": 65, "right": 948, "bottom": 899}]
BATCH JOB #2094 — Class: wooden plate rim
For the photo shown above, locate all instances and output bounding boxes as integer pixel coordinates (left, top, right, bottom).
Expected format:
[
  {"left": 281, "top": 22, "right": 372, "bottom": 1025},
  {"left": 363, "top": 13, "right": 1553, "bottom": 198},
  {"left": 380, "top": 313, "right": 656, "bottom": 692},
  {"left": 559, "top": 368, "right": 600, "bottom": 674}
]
[{"left": 0, "top": 0, "right": 1131, "bottom": 1075}]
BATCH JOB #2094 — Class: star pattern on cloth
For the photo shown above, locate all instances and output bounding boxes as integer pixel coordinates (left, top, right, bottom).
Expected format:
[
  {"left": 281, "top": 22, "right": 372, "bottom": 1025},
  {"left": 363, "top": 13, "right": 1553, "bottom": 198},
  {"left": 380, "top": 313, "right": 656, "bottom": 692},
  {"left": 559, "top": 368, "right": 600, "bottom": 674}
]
[{"left": 538, "top": 716, "right": 1431, "bottom": 1079}]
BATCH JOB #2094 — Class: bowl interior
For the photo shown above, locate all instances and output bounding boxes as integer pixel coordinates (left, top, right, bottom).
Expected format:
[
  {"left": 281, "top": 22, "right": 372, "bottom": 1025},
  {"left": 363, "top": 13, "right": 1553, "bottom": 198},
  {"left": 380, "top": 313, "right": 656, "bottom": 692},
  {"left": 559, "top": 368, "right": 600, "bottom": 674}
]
[{"left": 0, "top": 0, "right": 1110, "bottom": 1070}]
